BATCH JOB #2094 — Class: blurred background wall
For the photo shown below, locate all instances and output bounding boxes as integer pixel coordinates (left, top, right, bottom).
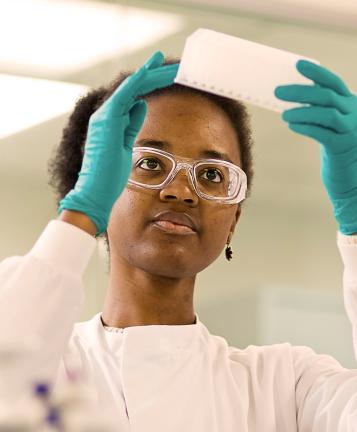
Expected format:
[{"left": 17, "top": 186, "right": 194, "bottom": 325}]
[{"left": 1, "top": 0, "right": 356, "bottom": 367}]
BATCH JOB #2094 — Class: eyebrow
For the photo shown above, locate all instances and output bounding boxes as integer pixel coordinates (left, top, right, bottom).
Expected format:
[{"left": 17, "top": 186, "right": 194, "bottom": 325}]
[{"left": 135, "top": 139, "right": 235, "bottom": 164}]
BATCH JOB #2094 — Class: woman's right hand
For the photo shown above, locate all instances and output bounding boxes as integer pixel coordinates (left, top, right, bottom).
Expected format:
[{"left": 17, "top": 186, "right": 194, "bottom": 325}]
[{"left": 57, "top": 51, "right": 179, "bottom": 237}]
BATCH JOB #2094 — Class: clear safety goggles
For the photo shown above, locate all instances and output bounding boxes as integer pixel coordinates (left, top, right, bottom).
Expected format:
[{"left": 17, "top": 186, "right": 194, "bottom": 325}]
[{"left": 127, "top": 147, "right": 247, "bottom": 205}]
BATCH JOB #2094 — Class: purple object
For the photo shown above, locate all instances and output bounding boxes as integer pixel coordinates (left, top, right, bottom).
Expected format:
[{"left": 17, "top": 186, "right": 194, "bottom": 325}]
[
  {"left": 46, "top": 407, "right": 60, "bottom": 423},
  {"left": 34, "top": 382, "right": 50, "bottom": 398}
]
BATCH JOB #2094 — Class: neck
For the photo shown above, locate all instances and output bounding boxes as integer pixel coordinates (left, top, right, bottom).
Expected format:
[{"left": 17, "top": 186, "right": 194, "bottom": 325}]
[{"left": 101, "top": 256, "right": 197, "bottom": 328}]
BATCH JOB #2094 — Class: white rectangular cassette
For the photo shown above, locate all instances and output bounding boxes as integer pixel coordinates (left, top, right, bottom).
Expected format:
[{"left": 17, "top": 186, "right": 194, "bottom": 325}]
[{"left": 174, "top": 28, "right": 320, "bottom": 112}]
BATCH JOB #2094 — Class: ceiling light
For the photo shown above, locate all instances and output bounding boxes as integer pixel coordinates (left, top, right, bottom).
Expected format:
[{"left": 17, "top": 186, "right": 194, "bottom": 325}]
[
  {"left": 0, "top": 0, "right": 185, "bottom": 77},
  {"left": 0, "top": 74, "right": 89, "bottom": 139}
]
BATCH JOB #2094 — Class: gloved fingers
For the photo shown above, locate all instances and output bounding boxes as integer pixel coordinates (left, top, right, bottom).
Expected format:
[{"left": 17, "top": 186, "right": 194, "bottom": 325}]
[
  {"left": 124, "top": 51, "right": 165, "bottom": 90},
  {"left": 296, "top": 60, "right": 352, "bottom": 97},
  {"left": 95, "top": 54, "right": 176, "bottom": 119},
  {"left": 92, "top": 67, "right": 146, "bottom": 119},
  {"left": 291, "top": 122, "right": 357, "bottom": 154},
  {"left": 136, "top": 63, "right": 179, "bottom": 96},
  {"left": 143, "top": 51, "right": 165, "bottom": 70},
  {"left": 125, "top": 100, "right": 148, "bottom": 150},
  {"left": 117, "top": 51, "right": 166, "bottom": 102},
  {"left": 108, "top": 67, "right": 149, "bottom": 111},
  {"left": 282, "top": 106, "right": 357, "bottom": 134},
  {"left": 275, "top": 84, "right": 349, "bottom": 113},
  {"left": 98, "top": 51, "right": 165, "bottom": 117},
  {"left": 287, "top": 122, "right": 340, "bottom": 148}
]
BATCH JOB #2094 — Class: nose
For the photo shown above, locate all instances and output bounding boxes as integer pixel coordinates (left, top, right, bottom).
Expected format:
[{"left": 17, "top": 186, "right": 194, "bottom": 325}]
[{"left": 159, "top": 166, "right": 199, "bottom": 204}]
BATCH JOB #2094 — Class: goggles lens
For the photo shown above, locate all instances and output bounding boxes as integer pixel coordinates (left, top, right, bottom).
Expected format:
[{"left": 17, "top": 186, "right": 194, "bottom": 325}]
[{"left": 130, "top": 149, "right": 241, "bottom": 200}]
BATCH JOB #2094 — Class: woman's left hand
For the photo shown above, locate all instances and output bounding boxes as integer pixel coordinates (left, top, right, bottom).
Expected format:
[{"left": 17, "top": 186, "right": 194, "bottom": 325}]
[{"left": 274, "top": 60, "right": 357, "bottom": 235}]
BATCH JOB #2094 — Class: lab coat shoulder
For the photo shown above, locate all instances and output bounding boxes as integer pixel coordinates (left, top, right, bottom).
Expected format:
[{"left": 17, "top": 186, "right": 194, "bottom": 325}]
[
  {"left": 229, "top": 343, "right": 292, "bottom": 391},
  {"left": 225, "top": 341, "right": 306, "bottom": 429},
  {"left": 290, "top": 343, "right": 357, "bottom": 431},
  {"left": 228, "top": 341, "right": 297, "bottom": 394},
  {"left": 0, "top": 219, "right": 97, "bottom": 381},
  {"left": 227, "top": 341, "right": 357, "bottom": 431},
  {"left": 290, "top": 229, "right": 357, "bottom": 431}
]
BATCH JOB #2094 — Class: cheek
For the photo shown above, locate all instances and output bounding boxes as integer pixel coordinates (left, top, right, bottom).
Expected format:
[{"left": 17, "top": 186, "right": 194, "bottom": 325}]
[
  {"left": 108, "top": 188, "right": 150, "bottom": 233},
  {"left": 207, "top": 213, "right": 232, "bottom": 239}
]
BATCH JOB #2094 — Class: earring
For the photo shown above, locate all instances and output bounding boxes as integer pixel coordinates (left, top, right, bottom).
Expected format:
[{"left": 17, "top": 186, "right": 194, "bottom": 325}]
[
  {"left": 225, "top": 243, "right": 233, "bottom": 261},
  {"left": 225, "top": 232, "right": 233, "bottom": 261}
]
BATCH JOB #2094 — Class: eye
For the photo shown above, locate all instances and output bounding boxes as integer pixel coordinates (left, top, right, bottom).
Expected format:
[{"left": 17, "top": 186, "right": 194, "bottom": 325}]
[
  {"left": 200, "top": 168, "right": 223, "bottom": 183},
  {"left": 137, "top": 158, "right": 162, "bottom": 171}
]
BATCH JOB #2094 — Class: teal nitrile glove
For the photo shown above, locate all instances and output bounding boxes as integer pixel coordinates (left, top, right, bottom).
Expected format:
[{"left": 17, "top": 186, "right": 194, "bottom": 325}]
[
  {"left": 57, "top": 51, "right": 179, "bottom": 237},
  {"left": 274, "top": 60, "right": 357, "bottom": 235}
]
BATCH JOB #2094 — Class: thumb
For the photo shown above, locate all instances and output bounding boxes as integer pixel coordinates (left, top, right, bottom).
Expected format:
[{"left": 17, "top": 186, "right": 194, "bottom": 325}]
[{"left": 125, "top": 99, "right": 148, "bottom": 150}]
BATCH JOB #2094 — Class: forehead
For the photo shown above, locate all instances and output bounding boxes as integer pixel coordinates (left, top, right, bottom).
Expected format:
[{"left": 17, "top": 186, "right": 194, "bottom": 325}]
[{"left": 135, "top": 92, "right": 242, "bottom": 167}]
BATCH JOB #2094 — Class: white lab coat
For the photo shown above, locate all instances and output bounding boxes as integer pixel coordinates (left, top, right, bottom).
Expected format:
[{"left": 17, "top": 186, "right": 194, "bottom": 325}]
[{"left": 0, "top": 219, "right": 357, "bottom": 431}]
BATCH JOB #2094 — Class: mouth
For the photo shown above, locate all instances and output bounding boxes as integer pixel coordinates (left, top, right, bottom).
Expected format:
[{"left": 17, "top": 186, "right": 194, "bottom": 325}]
[{"left": 151, "top": 220, "right": 196, "bottom": 235}]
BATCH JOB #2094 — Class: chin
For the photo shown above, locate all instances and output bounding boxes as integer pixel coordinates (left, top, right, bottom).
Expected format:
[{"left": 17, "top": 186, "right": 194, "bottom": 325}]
[{"left": 133, "top": 254, "right": 197, "bottom": 278}]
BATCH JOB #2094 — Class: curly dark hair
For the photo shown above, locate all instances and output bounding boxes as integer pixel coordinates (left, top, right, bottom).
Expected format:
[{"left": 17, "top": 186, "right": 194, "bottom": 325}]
[{"left": 47, "top": 57, "right": 255, "bottom": 256}]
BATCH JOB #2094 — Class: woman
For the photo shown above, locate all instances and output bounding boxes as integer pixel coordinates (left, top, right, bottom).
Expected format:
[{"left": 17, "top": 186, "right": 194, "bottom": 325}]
[{"left": 0, "top": 51, "right": 356, "bottom": 431}]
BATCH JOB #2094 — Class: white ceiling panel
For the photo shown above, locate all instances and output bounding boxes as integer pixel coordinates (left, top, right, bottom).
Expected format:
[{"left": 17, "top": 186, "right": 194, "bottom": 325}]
[
  {"left": 168, "top": 0, "right": 357, "bottom": 29},
  {"left": 0, "top": 0, "right": 185, "bottom": 78}
]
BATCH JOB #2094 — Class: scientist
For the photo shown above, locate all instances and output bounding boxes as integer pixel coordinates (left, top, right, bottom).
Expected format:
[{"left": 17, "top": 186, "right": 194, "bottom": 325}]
[{"left": 0, "top": 51, "right": 357, "bottom": 431}]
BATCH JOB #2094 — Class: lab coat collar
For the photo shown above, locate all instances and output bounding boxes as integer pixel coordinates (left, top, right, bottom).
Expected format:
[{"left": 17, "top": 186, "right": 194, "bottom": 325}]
[{"left": 74, "top": 312, "right": 210, "bottom": 356}]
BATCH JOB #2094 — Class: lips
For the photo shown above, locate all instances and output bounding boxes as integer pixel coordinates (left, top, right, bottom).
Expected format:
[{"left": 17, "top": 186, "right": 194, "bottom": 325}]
[{"left": 152, "top": 211, "right": 198, "bottom": 232}]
